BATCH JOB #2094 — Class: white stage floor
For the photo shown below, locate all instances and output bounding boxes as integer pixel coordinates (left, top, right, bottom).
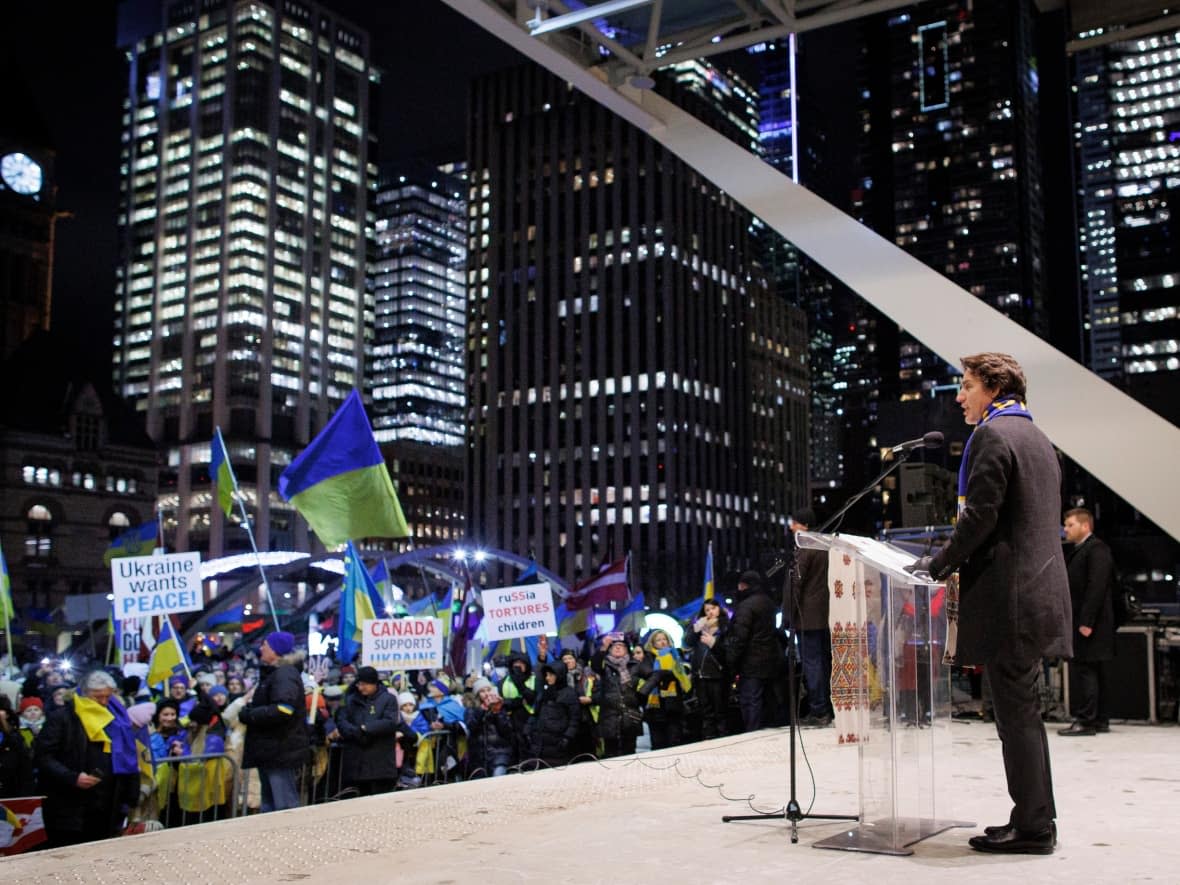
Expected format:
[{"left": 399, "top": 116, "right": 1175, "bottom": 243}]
[{"left": 5, "top": 719, "right": 1176, "bottom": 884}]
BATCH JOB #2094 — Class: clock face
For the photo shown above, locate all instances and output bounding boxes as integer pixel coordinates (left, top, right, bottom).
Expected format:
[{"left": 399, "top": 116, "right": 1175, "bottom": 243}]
[{"left": 1, "top": 152, "right": 44, "bottom": 195}]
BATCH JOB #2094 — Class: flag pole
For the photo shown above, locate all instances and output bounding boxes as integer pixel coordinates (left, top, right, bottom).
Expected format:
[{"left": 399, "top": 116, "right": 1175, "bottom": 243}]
[
  {"left": 217, "top": 427, "right": 282, "bottom": 633},
  {"left": 105, "top": 611, "right": 115, "bottom": 667}
]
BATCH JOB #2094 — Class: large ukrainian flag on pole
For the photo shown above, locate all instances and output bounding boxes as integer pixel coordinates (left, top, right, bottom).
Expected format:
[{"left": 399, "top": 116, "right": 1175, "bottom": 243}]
[
  {"left": 147, "top": 619, "right": 193, "bottom": 687},
  {"left": 104, "top": 520, "right": 159, "bottom": 566},
  {"left": 278, "top": 389, "right": 409, "bottom": 548},
  {"left": 338, "top": 542, "right": 380, "bottom": 664}
]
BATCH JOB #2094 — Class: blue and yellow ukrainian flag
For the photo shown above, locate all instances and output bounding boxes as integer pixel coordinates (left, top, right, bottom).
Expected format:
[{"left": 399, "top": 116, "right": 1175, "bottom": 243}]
[
  {"left": 555, "top": 602, "right": 592, "bottom": 637},
  {"left": 368, "top": 558, "right": 393, "bottom": 613},
  {"left": 338, "top": 542, "right": 380, "bottom": 664},
  {"left": 147, "top": 620, "right": 193, "bottom": 687},
  {"left": 616, "top": 592, "right": 647, "bottom": 635},
  {"left": 206, "top": 605, "right": 245, "bottom": 632},
  {"left": 210, "top": 427, "right": 237, "bottom": 518},
  {"left": 670, "top": 595, "right": 705, "bottom": 623},
  {"left": 703, "top": 541, "right": 715, "bottom": 601},
  {"left": 104, "top": 520, "right": 159, "bottom": 566},
  {"left": 0, "top": 543, "right": 13, "bottom": 623},
  {"left": 405, "top": 593, "right": 439, "bottom": 617},
  {"left": 278, "top": 389, "right": 409, "bottom": 548}
]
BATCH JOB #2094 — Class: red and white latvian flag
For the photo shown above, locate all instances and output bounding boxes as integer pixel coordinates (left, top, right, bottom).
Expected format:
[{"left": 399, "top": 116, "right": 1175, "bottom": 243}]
[
  {"left": 565, "top": 555, "right": 630, "bottom": 610},
  {"left": 0, "top": 797, "right": 47, "bottom": 855}
]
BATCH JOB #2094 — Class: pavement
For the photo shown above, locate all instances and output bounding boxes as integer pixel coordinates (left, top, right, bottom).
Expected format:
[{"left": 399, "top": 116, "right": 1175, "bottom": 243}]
[{"left": 4, "top": 718, "right": 1177, "bottom": 884}]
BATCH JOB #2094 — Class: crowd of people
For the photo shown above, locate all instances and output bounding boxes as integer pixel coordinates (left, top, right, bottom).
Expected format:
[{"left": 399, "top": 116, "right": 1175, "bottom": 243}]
[{"left": 0, "top": 569, "right": 822, "bottom": 850}]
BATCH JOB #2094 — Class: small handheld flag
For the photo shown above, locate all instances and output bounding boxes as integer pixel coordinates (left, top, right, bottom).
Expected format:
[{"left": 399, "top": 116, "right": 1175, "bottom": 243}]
[{"left": 210, "top": 428, "right": 237, "bottom": 518}]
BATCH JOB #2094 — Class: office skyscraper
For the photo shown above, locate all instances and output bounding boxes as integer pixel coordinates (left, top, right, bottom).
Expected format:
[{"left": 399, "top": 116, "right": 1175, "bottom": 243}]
[
  {"left": 466, "top": 62, "right": 808, "bottom": 600},
  {"left": 1075, "top": 26, "right": 1180, "bottom": 424},
  {"left": 858, "top": 0, "right": 1047, "bottom": 400},
  {"left": 369, "top": 164, "right": 468, "bottom": 549},
  {"left": 371, "top": 165, "right": 467, "bottom": 447},
  {"left": 112, "top": 0, "right": 377, "bottom": 553}
]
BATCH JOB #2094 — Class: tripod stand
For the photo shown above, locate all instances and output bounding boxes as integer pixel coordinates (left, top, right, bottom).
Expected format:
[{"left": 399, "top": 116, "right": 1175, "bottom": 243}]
[
  {"left": 722, "top": 449, "right": 919, "bottom": 842},
  {"left": 721, "top": 553, "right": 857, "bottom": 842}
]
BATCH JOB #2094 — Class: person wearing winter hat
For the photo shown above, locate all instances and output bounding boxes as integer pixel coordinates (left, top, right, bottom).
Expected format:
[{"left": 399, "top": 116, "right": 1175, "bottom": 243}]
[
  {"left": 394, "top": 692, "right": 424, "bottom": 788},
  {"left": 18, "top": 696, "right": 46, "bottom": 746},
  {"left": 466, "top": 677, "right": 515, "bottom": 777},
  {"left": 238, "top": 629, "right": 305, "bottom": 812},
  {"left": 331, "top": 665, "right": 400, "bottom": 795}
]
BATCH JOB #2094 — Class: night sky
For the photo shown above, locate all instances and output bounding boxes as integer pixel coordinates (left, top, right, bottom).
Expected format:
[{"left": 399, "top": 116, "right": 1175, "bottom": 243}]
[{"left": 3, "top": 1, "right": 524, "bottom": 377}]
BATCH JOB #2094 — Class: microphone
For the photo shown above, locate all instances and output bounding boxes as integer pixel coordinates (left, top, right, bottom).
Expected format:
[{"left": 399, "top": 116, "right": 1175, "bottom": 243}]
[{"left": 890, "top": 431, "right": 944, "bottom": 454}]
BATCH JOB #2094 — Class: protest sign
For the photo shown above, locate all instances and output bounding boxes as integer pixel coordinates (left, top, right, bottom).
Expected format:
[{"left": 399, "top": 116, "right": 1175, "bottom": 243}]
[
  {"left": 481, "top": 583, "right": 557, "bottom": 640},
  {"left": 361, "top": 617, "right": 444, "bottom": 670},
  {"left": 111, "top": 552, "right": 203, "bottom": 618}
]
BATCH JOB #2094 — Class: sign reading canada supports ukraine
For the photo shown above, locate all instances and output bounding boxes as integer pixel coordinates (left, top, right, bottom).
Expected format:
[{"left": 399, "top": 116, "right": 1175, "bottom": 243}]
[
  {"left": 362, "top": 618, "right": 444, "bottom": 670},
  {"left": 481, "top": 583, "right": 557, "bottom": 640},
  {"left": 111, "top": 552, "right": 204, "bottom": 618}
]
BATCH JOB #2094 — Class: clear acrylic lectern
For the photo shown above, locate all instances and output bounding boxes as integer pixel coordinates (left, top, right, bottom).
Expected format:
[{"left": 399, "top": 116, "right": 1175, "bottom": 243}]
[{"left": 796, "top": 531, "right": 973, "bottom": 855}]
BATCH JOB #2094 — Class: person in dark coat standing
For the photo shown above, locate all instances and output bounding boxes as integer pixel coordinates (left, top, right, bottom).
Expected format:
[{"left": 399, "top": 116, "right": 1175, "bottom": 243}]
[
  {"left": 726, "top": 570, "right": 781, "bottom": 732},
  {"left": 331, "top": 666, "right": 401, "bottom": 795},
  {"left": 684, "top": 598, "right": 730, "bottom": 739},
  {"left": 789, "top": 509, "right": 833, "bottom": 726},
  {"left": 912, "top": 353, "right": 1071, "bottom": 856},
  {"left": 591, "top": 634, "right": 643, "bottom": 758},
  {"left": 1058, "top": 508, "right": 1116, "bottom": 736},
  {"left": 528, "top": 660, "right": 581, "bottom": 767},
  {"left": 33, "top": 670, "right": 141, "bottom": 846},
  {"left": 238, "top": 631, "right": 306, "bottom": 812}
]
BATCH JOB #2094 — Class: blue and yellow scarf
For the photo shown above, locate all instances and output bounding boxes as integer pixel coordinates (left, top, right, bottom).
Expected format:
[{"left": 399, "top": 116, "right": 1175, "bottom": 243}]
[
  {"left": 958, "top": 398, "right": 1033, "bottom": 514},
  {"left": 73, "top": 694, "right": 140, "bottom": 775}
]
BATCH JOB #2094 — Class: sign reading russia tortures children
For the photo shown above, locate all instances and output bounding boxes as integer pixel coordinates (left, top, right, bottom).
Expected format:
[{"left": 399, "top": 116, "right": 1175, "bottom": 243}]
[
  {"left": 362, "top": 617, "right": 444, "bottom": 670},
  {"left": 481, "top": 583, "right": 557, "bottom": 640},
  {"left": 110, "top": 552, "right": 204, "bottom": 617}
]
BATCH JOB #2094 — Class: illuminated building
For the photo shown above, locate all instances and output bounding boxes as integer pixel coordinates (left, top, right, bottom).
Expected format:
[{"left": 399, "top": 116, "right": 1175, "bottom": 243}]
[
  {"left": 466, "top": 62, "right": 808, "bottom": 598},
  {"left": 1075, "top": 23, "right": 1180, "bottom": 424},
  {"left": 112, "top": 0, "right": 377, "bottom": 553}
]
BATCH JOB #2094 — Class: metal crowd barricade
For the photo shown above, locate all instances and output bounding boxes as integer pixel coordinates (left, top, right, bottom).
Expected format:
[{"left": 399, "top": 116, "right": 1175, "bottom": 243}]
[
  {"left": 154, "top": 752, "right": 244, "bottom": 829},
  {"left": 300, "top": 743, "right": 363, "bottom": 805}
]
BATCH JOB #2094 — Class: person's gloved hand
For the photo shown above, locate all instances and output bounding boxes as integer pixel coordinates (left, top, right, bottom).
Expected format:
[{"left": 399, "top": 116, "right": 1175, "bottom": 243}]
[{"left": 903, "top": 556, "right": 934, "bottom": 579}]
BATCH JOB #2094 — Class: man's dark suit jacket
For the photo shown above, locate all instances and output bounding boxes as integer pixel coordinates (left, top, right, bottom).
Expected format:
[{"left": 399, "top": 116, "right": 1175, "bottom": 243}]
[{"left": 930, "top": 415, "right": 1072, "bottom": 666}]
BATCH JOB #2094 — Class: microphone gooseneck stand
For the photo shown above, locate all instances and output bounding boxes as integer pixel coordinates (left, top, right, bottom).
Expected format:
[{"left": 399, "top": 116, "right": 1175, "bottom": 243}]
[{"left": 722, "top": 447, "right": 920, "bottom": 842}]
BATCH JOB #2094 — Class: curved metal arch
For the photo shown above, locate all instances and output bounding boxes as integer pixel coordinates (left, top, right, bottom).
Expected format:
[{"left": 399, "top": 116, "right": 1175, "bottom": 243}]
[{"left": 384, "top": 545, "right": 570, "bottom": 595}]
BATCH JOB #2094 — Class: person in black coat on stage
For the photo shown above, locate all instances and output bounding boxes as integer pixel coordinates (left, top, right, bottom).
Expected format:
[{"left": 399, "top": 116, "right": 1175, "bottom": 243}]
[
  {"left": 239, "top": 631, "right": 307, "bottom": 812},
  {"left": 331, "top": 666, "right": 401, "bottom": 795},
  {"left": 911, "top": 353, "right": 1071, "bottom": 856},
  {"left": 726, "top": 570, "right": 782, "bottom": 732},
  {"left": 1058, "top": 508, "right": 1116, "bottom": 736},
  {"left": 788, "top": 508, "right": 834, "bottom": 726}
]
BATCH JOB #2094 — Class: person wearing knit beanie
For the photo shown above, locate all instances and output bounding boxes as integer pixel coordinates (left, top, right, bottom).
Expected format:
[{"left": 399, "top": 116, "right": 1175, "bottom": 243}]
[{"left": 263, "top": 631, "right": 295, "bottom": 656}]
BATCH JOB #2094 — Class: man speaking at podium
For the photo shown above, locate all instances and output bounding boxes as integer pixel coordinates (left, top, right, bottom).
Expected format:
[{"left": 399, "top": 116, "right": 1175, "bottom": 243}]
[{"left": 908, "top": 352, "right": 1071, "bottom": 856}]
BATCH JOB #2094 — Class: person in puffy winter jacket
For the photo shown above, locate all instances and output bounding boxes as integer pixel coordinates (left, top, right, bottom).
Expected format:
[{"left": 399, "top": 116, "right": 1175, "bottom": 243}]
[
  {"left": 238, "top": 632, "right": 306, "bottom": 812},
  {"left": 528, "top": 661, "right": 580, "bottom": 767}
]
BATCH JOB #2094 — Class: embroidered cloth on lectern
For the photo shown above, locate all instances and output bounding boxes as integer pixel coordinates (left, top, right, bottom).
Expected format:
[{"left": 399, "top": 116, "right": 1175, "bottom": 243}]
[{"left": 828, "top": 548, "right": 878, "bottom": 744}]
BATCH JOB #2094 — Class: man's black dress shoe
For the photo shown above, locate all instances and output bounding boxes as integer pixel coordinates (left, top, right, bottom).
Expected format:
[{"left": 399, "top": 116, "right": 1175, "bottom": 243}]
[
  {"left": 1058, "top": 722, "right": 1096, "bottom": 736},
  {"left": 983, "top": 821, "right": 1057, "bottom": 846},
  {"left": 1095, "top": 721, "right": 1110, "bottom": 733},
  {"left": 969, "top": 827, "right": 1055, "bottom": 855}
]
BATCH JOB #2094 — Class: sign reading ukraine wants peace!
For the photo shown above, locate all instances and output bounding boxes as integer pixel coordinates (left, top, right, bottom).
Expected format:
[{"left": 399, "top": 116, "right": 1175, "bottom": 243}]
[
  {"left": 481, "top": 583, "right": 557, "bottom": 640},
  {"left": 361, "top": 617, "right": 444, "bottom": 670},
  {"left": 110, "top": 552, "right": 203, "bottom": 617}
]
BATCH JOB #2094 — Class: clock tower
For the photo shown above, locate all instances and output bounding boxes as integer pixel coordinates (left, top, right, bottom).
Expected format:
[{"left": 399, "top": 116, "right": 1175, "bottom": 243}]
[{"left": 0, "top": 73, "right": 57, "bottom": 361}]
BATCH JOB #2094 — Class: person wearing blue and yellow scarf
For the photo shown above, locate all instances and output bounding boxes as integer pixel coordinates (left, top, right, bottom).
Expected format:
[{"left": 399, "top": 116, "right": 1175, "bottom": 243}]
[
  {"left": 636, "top": 630, "right": 693, "bottom": 749},
  {"left": 33, "top": 670, "right": 141, "bottom": 846}
]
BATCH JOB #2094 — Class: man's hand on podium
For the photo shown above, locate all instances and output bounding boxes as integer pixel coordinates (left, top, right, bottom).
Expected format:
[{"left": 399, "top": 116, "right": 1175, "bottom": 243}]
[{"left": 903, "top": 556, "right": 934, "bottom": 581}]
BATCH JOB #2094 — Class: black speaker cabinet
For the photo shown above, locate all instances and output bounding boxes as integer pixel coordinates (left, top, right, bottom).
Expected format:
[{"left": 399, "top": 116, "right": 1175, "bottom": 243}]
[{"left": 1106, "top": 626, "right": 1158, "bottom": 722}]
